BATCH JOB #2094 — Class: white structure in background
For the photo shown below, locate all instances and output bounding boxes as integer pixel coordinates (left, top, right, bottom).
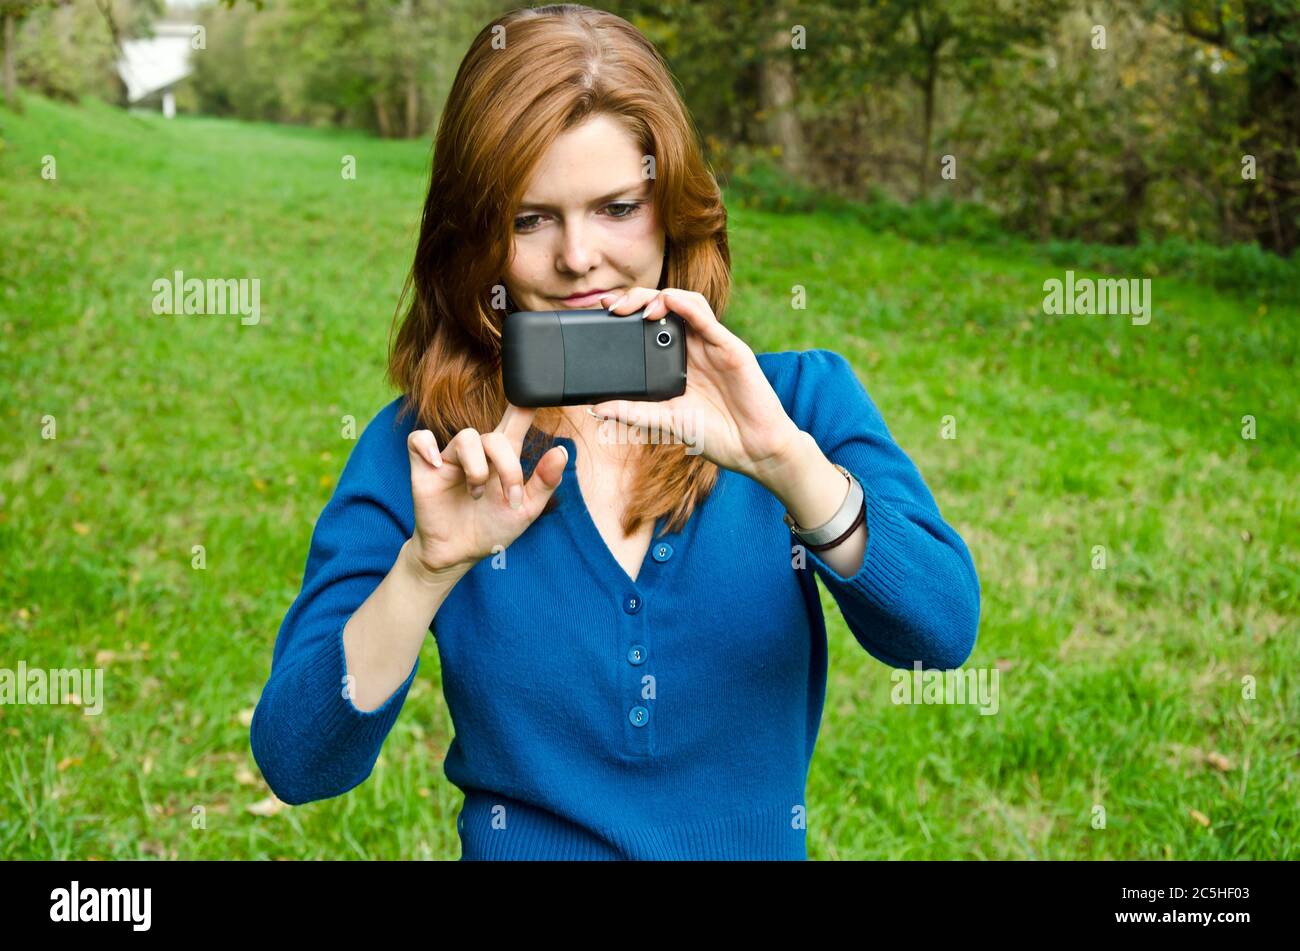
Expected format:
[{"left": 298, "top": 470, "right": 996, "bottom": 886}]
[{"left": 115, "top": 22, "right": 199, "bottom": 118}]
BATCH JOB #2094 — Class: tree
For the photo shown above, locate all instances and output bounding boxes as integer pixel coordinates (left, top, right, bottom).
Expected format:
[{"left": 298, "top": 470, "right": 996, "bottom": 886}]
[
  {"left": 854, "top": 0, "right": 1064, "bottom": 198},
  {"left": 1, "top": 0, "right": 165, "bottom": 110},
  {"left": 1, "top": 0, "right": 69, "bottom": 109},
  {"left": 1150, "top": 0, "right": 1300, "bottom": 254}
]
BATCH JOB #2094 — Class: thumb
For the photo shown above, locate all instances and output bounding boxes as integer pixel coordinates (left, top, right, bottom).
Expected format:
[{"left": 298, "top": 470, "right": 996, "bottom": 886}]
[
  {"left": 407, "top": 429, "right": 442, "bottom": 471},
  {"left": 522, "top": 443, "right": 567, "bottom": 514}
]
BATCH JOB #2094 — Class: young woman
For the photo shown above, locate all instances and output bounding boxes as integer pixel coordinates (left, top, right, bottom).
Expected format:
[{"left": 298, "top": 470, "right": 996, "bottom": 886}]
[{"left": 250, "top": 3, "right": 980, "bottom": 860}]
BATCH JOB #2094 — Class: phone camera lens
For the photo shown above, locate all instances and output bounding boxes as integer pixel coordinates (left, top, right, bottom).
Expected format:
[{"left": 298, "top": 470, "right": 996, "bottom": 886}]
[{"left": 655, "top": 330, "right": 672, "bottom": 347}]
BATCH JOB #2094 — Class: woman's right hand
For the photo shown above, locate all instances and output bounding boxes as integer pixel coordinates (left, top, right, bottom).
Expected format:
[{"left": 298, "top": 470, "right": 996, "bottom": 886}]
[{"left": 404, "top": 402, "right": 568, "bottom": 578}]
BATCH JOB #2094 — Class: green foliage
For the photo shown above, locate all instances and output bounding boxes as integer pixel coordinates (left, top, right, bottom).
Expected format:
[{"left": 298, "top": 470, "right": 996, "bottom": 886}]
[
  {"left": 6, "top": 0, "right": 1297, "bottom": 253},
  {"left": 186, "top": 0, "right": 492, "bottom": 137},
  {"left": 1039, "top": 235, "right": 1300, "bottom": 300},
  {"left": 1145, "top": 0, "right": 1300, "bottom": 254},
  {"left": 724, "top": 150, "right": 1299, "bottom": 297},
  {"left": 7, "top": 0, "right": 131, "bottom": 103}
]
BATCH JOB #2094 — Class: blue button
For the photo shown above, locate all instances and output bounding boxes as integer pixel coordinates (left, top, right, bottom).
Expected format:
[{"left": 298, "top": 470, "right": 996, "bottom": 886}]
[
  {"left": 623, "top": 593, "right": 642, "bottom": 614},
  {"left": 627, "top": 644, "right": 647, "bottom": 665},
  {"left": 652, "top": 542, "right": 674, "bottom": 562},
  {"left": 629, "top": 705, "right": 649, "bottom": 727}
]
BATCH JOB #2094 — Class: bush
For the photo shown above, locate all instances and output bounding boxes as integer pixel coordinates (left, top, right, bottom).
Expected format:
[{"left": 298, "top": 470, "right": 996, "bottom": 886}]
[{"left": 720, "top": 153, "right": 1297, "bottom": 300}]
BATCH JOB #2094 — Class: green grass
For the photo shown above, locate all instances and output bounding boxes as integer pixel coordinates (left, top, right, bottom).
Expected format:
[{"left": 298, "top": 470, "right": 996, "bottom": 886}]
[{"left": 1, "top": 94, "right": 1296, "bottom": 860}]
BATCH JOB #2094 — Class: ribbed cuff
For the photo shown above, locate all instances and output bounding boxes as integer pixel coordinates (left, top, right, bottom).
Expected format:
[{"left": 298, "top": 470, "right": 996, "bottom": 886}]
[
  {"left": 293, "top": 623, "right": 421, "bottom": 754},
  {"left": 803, "top": 470, "right": 908, "bottom": 613}
]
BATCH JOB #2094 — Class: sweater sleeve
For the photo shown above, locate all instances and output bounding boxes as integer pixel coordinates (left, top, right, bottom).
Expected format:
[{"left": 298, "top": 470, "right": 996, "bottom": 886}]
[
  {"left": 785, "top": 349, "right": 980, "bottom": 670},
  {"left": 249, "top": 397, "right": 422, "bottom": 805}
]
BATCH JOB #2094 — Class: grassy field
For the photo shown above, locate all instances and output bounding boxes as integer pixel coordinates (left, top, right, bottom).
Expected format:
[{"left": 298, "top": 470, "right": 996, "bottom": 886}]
[{"left": 1, "top": 95, "right": 1296, "bottom": 860}]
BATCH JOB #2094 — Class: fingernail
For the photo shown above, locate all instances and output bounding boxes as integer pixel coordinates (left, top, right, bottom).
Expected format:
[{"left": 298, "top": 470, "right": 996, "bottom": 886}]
[
  {"left": 607, "top": 294, "right": 627, "bottom": 310},
  {"left": 509, "top": 485, "right": 522, "bottom": 509},
  {"left": 471, "top": 485, "right": 484, "bottom": 499}
]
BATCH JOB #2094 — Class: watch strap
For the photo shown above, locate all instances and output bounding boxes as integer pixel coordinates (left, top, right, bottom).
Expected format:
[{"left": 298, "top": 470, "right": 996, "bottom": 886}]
[{"left": 783, "top": 463, "right": 865, "bottom": 549}]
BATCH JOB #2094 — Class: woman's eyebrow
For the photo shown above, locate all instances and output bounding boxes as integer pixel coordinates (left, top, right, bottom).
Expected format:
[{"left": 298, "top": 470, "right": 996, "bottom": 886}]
[{"left": 517, "top": 181, "right": 650, "bottom": 212}]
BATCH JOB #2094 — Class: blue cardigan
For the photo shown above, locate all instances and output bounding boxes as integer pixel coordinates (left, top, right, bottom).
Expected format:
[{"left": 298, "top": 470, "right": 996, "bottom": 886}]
[{"left": 250, "top": 348, "right": 980, "bottom": 859}]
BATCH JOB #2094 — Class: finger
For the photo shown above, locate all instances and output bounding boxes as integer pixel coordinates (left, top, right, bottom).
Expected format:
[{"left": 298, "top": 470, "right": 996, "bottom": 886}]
[
  {"left": 480, "top": 431, "right": 525, "bottom": 509},
  {"left": 406, "top": 430, "right": 448, "bottom": 501},
  {"left": 494, "top": 401, "right": 537, "bottom": 455},
  {"left": 589, "top": 397, "right": 678, "bottom": 441},
  {"left": 643, "top": 288, "right": 732, "bottom": 347},
  {"left": 600, "top": 286, "right": 658, "bottom": 316},
  {"left": 406, "top": 429, "right": 443, "bottom": 470},
  {"left": 522, "top": 443, "right": 567, "bottom": 515},
  {"left": 441, "top": 428, "right": 490, "bottom": 498}
]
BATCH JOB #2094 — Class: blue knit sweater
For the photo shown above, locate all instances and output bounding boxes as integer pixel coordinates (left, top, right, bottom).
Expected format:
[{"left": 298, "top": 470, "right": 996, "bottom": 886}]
[{"left": 250, "top": 348, "right": 980, "bottom": 859}]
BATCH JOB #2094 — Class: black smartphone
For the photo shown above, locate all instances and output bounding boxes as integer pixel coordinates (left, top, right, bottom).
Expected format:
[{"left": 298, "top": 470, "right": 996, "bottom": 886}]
[{"left": 501, "top": 306, "right": 687, "bottom": 407}]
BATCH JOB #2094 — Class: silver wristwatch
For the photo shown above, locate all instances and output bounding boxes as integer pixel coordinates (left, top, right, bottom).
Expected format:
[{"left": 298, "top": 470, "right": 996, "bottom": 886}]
[{"left": 782, "top": 463, "right": 865, "bottom": 550}]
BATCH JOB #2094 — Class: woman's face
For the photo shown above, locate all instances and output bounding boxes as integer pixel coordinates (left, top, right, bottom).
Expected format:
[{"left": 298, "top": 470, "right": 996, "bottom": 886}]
[{"left": 503, "top": 113, "right": 665, "bottom": 312}]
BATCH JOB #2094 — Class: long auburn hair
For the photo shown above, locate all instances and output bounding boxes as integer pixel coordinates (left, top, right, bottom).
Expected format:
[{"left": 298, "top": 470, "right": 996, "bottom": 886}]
[{"left": 387, "top": 3, "right": 730, "bottom": 537}]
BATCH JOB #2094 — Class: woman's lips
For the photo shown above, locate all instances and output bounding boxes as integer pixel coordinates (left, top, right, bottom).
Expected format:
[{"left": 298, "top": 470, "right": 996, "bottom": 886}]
[{"left": 559, "top": 287, "right": 616, "bottom": 306}]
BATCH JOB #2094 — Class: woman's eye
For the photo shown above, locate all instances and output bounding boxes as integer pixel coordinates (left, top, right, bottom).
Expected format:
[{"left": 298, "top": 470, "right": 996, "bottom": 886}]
[
  {"left": 513, "top": 201, "right": 643, "bottom": 232},
  {"left": 604, "top": 201, "right": 642, "bottom": 219}
]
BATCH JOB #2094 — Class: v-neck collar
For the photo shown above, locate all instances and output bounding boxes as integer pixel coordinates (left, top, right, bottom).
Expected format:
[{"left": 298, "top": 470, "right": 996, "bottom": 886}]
[{"left": 548, "top": 434, "right": 701, "bottom": 593}]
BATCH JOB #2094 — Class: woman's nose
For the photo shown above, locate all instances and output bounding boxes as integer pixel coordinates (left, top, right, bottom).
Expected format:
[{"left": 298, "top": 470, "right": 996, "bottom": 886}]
[{"left": 559, "top": 223, "right": 598, "bottom": 271}]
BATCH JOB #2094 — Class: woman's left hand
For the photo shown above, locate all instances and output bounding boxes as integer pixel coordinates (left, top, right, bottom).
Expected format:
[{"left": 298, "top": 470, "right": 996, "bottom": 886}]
[{"left": 592, "top": 287, "right": 804, "bottom": 485}]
